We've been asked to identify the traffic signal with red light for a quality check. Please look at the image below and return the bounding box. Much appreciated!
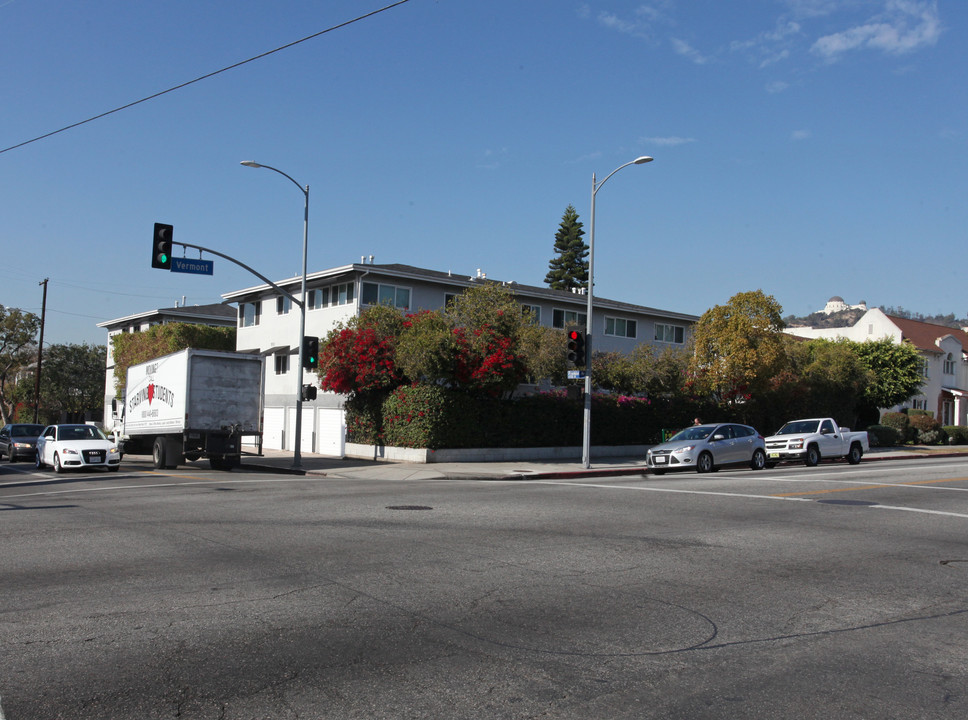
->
[151,223,173,270]
[302,336,319,371]
[566,330,586,368]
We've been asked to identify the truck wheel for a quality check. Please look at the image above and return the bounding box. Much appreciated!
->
[847,444,863,465]
[696,451,714,474]
[805,445,820,467]
[210,456,228,471]
[152,437,167,469]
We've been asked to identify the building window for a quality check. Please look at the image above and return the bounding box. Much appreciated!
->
[522,305,541,324]
[240,302,261,328]
[309,287,330,310]
[605,317,637,338]
[276,296,291,315]
[333,282,355,306]
[944,354,956,375]
[274,353,289,375]
[912,397,927,411]
[654,323,685,344]
[920,358,930,379]
[361,281,411,310]
[552,308,587,329]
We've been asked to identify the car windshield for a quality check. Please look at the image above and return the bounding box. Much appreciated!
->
[61,425,106,441]
[11,424,44,437]
[669,426,715,442]
[775,421,820,435]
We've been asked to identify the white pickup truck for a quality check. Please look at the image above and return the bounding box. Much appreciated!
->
[764,418,869,467]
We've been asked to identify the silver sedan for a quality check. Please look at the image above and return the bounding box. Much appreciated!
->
[647,423,767,474]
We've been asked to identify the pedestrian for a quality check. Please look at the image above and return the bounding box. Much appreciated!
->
[693,417,702,425]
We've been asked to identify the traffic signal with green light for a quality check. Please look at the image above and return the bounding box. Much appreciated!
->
[151,223,173,270]
[566,330,586,368]
[302,336,319,371]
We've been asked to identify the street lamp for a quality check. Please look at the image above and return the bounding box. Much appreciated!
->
[241,160,310,468]
[583,155,653,469]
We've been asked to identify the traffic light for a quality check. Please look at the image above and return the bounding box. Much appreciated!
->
[151,223,173,270]
[566,330,586,368]
[301,384,318,401]
[302,335,319,371]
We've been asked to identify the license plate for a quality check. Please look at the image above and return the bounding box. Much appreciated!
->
[768,452,780,458]
[88,452,103,461]
[654,456,668,464]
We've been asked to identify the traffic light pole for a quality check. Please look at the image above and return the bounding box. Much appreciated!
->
[164,237,308,467]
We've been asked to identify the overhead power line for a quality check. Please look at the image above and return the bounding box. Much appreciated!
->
[0,0,410,156]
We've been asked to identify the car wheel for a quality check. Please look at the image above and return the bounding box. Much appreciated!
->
[805,445,820,467]
[36,451,45,470]
[53,453,63,474]
[765,462,777,469]
[8,450,16,463]
[750,448,766,470]
[847,444,863,465]
[696,451,714,474]
[652,469,666,476]
[108,465,120,472]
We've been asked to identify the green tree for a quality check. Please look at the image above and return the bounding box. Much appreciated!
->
[593,343,692,398]
[855,337,924,411]
[33,343,107,424]
[0,305,41,425]
[111,323,236,396]
[545,205,588,291]
[690,290,786,407]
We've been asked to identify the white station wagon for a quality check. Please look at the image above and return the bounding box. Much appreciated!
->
[36,424,121,473]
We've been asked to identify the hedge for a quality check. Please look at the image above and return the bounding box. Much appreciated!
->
[346,386,711,450]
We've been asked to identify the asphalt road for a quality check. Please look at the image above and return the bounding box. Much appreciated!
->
[2,456,967,719]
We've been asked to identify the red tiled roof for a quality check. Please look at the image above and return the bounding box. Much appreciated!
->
[887,315,968,355]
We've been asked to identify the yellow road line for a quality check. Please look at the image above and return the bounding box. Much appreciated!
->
[772,477,968,498]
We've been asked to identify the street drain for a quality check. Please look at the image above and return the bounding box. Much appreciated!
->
[386,505,433,511]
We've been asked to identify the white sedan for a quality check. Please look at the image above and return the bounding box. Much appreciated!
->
[36,424,121,473]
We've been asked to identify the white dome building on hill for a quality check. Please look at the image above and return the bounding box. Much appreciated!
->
[822,296,868,315]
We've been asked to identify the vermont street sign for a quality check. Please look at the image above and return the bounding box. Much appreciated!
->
[170,257,214,275]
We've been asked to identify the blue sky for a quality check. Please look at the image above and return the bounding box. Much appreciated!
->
[2,0,963,346]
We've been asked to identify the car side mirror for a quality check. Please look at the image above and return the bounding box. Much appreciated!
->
[712,434,725,442]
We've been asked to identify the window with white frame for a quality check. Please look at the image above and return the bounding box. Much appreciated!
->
[654,323,685,344]
[920,358,930,379]
[274,353,289,375]
[605,316,637,339]
[333,282,355,306]
[276,296,291,315]
[552,308,586,329]
[522,304,541,324]
[309,287,330,310]
[240,301,261,328]
[944,353,956,375]
[361,281,411,310]
[912,397,928,411]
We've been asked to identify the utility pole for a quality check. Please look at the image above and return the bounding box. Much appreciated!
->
[33,278,47,423]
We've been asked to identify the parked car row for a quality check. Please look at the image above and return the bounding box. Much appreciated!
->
[646,418,869,475]
[0,423,121,473]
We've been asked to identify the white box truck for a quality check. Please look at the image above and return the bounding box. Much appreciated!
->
[114,348,264,470]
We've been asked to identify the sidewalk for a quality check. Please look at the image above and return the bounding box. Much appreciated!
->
[241,444,968,482]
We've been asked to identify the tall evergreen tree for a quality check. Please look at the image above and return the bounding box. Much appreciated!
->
[545,205,588,291]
